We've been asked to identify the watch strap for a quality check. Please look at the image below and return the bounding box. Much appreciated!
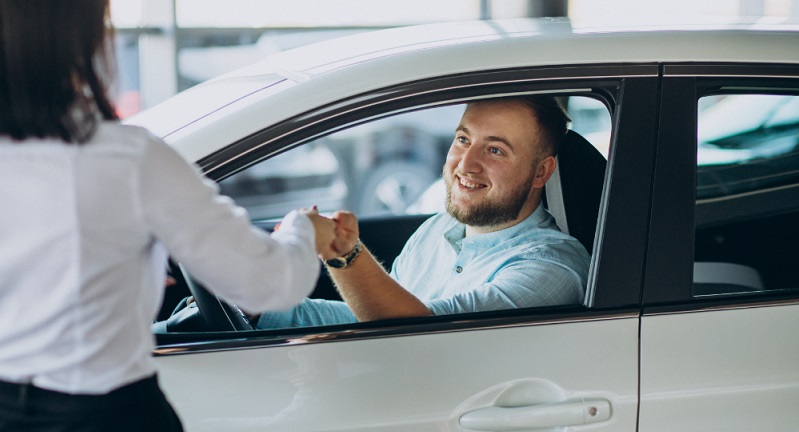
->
[325,240,363,269]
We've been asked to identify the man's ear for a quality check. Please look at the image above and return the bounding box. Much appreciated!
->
[532,155,557,189]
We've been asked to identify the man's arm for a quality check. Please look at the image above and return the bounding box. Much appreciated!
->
[328,211,432,321]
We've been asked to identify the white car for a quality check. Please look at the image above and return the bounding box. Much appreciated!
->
[127,18,799,431]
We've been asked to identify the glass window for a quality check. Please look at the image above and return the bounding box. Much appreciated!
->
[693,93,799,297]
[175,0,487,28]
[114,32,142,118]
[696,94,799,199]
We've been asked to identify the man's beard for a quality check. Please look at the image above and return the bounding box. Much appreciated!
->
[445,173,535,228]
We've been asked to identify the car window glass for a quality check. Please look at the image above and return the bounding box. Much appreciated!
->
[567,96,611,157]
[767,96,799,127]
[220,96,611,220]
[696,94,799,199]
[693,93,799,298]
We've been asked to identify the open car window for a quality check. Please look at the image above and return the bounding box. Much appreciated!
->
[208,96,612,329]
[219,105,464,220]
[219,96,610,221]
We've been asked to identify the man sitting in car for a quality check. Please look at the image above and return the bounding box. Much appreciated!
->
[256,95,591,328]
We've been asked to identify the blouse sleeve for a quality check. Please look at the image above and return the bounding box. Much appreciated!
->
[137,134,319,313]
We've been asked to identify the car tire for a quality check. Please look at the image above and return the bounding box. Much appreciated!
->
[357,161,437,216]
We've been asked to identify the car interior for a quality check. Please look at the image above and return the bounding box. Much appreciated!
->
[693,210,798,296]
[543,129,606,255]
[302,128,608,304]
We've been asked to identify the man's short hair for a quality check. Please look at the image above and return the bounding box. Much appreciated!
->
[467,95,571,157]
[517,95,571,157]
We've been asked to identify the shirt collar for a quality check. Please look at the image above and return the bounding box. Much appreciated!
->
[443,204,551,254]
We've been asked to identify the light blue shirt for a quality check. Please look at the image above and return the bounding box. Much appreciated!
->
[257,205,590,329]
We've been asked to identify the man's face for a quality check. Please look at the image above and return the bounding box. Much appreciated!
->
[443,100,549,232]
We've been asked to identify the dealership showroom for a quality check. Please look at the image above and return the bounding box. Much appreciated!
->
[2,1,798,431]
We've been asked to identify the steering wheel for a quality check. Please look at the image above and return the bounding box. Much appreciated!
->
[169,261,254,332]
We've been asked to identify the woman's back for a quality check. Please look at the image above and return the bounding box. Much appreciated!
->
[0,123,171,394]
[0,2,338,430]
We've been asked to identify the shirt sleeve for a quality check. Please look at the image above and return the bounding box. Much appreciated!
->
[255,298,358,329]
[138,134,320,313]
[423,260,585,315]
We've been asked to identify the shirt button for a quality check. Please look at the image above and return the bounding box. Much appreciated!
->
[455,266,463,273]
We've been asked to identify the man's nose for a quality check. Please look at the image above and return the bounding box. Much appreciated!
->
[458,144,483,173]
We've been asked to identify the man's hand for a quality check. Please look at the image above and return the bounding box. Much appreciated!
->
[331,210,360,256]
[317,210,432,321]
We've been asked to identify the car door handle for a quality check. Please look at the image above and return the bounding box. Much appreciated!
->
[459,397,611,431]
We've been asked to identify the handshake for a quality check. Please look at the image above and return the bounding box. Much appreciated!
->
[299,207,359,261]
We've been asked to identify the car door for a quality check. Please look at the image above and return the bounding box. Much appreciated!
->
[639,65,799,430]
[153,68,660,432]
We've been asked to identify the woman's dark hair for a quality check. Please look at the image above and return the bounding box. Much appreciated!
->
[0,0,118,143]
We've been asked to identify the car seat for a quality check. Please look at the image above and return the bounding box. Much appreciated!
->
[543,129,607,254]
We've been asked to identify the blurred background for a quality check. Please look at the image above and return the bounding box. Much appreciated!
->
[109,0,799,118]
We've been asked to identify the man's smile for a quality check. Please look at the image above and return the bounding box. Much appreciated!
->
[455,174,487,190]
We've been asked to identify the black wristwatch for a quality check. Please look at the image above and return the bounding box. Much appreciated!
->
[325,240,363,269]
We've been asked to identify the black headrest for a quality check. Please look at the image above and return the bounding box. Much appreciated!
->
[552,130,607,253]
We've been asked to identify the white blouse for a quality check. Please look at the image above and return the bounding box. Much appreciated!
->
[0,123,320,394]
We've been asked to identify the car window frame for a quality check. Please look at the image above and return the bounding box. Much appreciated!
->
[643,63,799,309]
[155,64,661,351]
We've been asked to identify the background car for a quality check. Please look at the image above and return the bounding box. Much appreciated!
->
[127,18,799,431]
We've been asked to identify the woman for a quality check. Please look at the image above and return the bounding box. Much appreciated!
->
[0,1,339,430]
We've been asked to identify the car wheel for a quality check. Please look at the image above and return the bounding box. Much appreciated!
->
[357,161,437,215]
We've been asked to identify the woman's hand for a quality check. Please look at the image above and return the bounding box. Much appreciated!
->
[299,207,341,260]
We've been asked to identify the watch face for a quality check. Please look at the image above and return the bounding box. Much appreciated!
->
[326,257,347,268]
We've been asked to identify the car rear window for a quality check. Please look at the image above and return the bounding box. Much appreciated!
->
[696,94,799,199]
[693,93,799,298]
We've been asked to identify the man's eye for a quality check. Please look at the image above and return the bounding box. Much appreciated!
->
[456,136,469,144]
[489,147,503,155]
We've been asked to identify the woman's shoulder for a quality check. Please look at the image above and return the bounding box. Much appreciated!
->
[87,122,170,156]
[93,122,162,145]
